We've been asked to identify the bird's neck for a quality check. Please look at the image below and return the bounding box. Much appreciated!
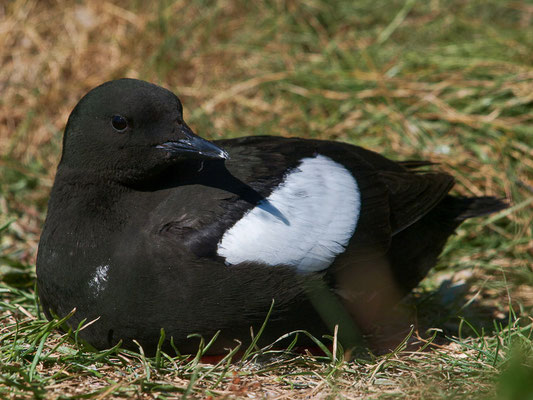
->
[46,166,133,231]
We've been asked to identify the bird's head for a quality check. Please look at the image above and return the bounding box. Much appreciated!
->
[60,79,228,184]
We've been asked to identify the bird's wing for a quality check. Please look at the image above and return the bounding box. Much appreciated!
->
[377,171,455,234]
[157,136,453,272]
[153,137,391,270]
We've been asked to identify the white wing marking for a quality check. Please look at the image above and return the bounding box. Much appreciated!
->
[217,155,361,271]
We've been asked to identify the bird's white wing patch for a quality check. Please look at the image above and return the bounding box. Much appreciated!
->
[217,155,361,271]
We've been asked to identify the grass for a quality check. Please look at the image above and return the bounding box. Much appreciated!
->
[1,0,532,398]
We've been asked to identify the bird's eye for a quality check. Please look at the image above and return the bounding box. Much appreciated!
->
[111,115,128,132]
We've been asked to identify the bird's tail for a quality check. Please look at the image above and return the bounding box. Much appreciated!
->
[450,196,508,221]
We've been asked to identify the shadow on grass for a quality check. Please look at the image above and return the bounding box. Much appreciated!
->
[405,276,511,346]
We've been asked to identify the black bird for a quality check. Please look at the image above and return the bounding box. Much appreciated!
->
[37,79,506,355]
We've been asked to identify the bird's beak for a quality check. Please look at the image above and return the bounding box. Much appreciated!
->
[156,126,229,160]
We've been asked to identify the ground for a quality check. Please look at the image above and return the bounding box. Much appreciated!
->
[0,0,532,398]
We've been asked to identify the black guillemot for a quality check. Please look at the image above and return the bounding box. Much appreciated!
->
[36,79,507,355]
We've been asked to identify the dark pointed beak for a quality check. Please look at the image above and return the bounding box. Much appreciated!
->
[156,127,229,160]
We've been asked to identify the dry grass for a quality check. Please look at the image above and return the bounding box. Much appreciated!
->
[1,0,532,398]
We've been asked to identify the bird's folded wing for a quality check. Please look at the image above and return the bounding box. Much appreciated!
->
[378,171,455,235]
